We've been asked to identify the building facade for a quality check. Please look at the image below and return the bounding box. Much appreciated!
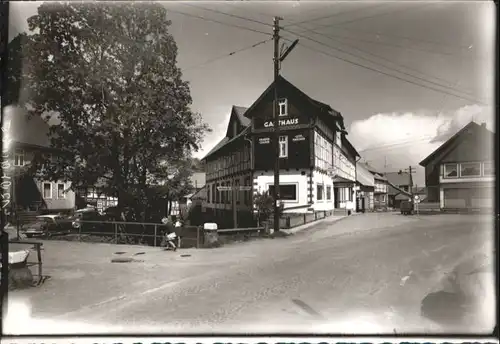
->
[419,121,495,211]
[3,107,76,217]
[202,76,360,227]
[355,161,375,212]
[385,171,412,209]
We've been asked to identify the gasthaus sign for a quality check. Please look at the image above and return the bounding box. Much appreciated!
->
[263,118,299,128]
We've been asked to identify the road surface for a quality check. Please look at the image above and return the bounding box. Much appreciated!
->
[4,213,495,335]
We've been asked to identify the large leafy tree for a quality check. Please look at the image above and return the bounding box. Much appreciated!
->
[19,2,209,217]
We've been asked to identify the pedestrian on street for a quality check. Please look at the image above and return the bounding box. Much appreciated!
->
[161,216,177,251]
[174,218,183,248]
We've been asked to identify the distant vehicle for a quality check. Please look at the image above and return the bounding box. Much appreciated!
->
[22,215,70,238]
[400,200,414,215]
[68,208,104,232]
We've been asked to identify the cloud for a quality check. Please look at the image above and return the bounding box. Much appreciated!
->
[348,104,494,185]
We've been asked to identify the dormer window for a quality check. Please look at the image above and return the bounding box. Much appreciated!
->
[278,98,288,117]
[335,131,342,147]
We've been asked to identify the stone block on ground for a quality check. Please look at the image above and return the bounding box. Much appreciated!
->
[203,230,221,248]
[8,265,34,290]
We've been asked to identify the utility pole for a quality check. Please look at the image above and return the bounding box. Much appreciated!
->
[270,17,298,234]
[272,16,282,234]
[408,165,414,197]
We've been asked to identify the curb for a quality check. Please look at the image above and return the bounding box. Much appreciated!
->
[282,215,348,235]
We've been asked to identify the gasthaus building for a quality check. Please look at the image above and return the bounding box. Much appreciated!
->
[202,76,360,228]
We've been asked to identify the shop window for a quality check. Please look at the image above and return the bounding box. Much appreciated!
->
[326,186,332,200]
[317,184,324,201]
[460,162,481,177]
[443,163,458,178]
[268,184,297,201]
[483,161,494,176]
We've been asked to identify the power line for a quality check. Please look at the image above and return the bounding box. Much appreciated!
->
[283,3,383,28]
[182,3,273,28]
[285,27,480,99]
[332,26,478,53]
[282,35,488,105]
[295,2,431,34]
[358,135,436,154]
[166,8,271,37]
[183,38,272,71]
[292,28,476,59]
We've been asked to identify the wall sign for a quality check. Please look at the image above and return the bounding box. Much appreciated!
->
[258,137,270,144]
[263,118,299,128]
[292,134,306,142]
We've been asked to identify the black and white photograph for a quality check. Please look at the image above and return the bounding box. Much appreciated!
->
[1,0,496,336]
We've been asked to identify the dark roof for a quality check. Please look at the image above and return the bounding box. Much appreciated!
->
[356,162,375,187]
[332,176,355,184]
[419,121,492,166]
[412,186,426,194]
[342,136,360,158]
[233,106,250,127]
[373,173,387,181]
[360,162,382,174]
[6,106,51,148]
[243,75,343,127]
[202,126,250,161]
[385,171,411,186]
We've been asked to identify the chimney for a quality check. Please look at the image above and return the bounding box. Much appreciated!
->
[481,122,486,128]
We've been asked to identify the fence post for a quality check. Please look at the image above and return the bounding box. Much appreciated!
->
[114,223,118,244]
[196,226,200,249]
[324,211,326,218]
[154,225,157,247]
[303,214,306,224]
[78,224,81,242]
[315,212,318,220]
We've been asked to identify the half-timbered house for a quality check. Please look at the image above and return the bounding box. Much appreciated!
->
[201,76,361,227]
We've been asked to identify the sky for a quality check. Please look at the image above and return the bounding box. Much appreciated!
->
[8,1,496,186]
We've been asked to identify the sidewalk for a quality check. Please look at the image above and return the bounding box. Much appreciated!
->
[282,214,348,235]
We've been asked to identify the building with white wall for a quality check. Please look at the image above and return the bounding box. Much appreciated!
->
[202,76,360,227]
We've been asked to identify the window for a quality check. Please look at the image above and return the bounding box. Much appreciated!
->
[244,177,251,205]
[326,186,332,200]
[483,161,494,176]
[221,182,226,203]
[207,185,211,204]
[216,183,220,203]
[278,98,288,116]
[443,163,458,178]
[14,148,25,166]
[268,184,297,201]
[43,182,52,199]
[315,131,333,171]
[460,162,481,177]
[335,131,342,147]
[317,184,324,201]
[235,179,240,203]
[57,183,66,199]
[212,184,216,203]
[279,136,288,158]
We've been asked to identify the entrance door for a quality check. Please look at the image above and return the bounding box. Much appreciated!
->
[334,187,340,208]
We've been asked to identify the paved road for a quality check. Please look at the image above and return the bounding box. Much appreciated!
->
[5,213,495,335]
